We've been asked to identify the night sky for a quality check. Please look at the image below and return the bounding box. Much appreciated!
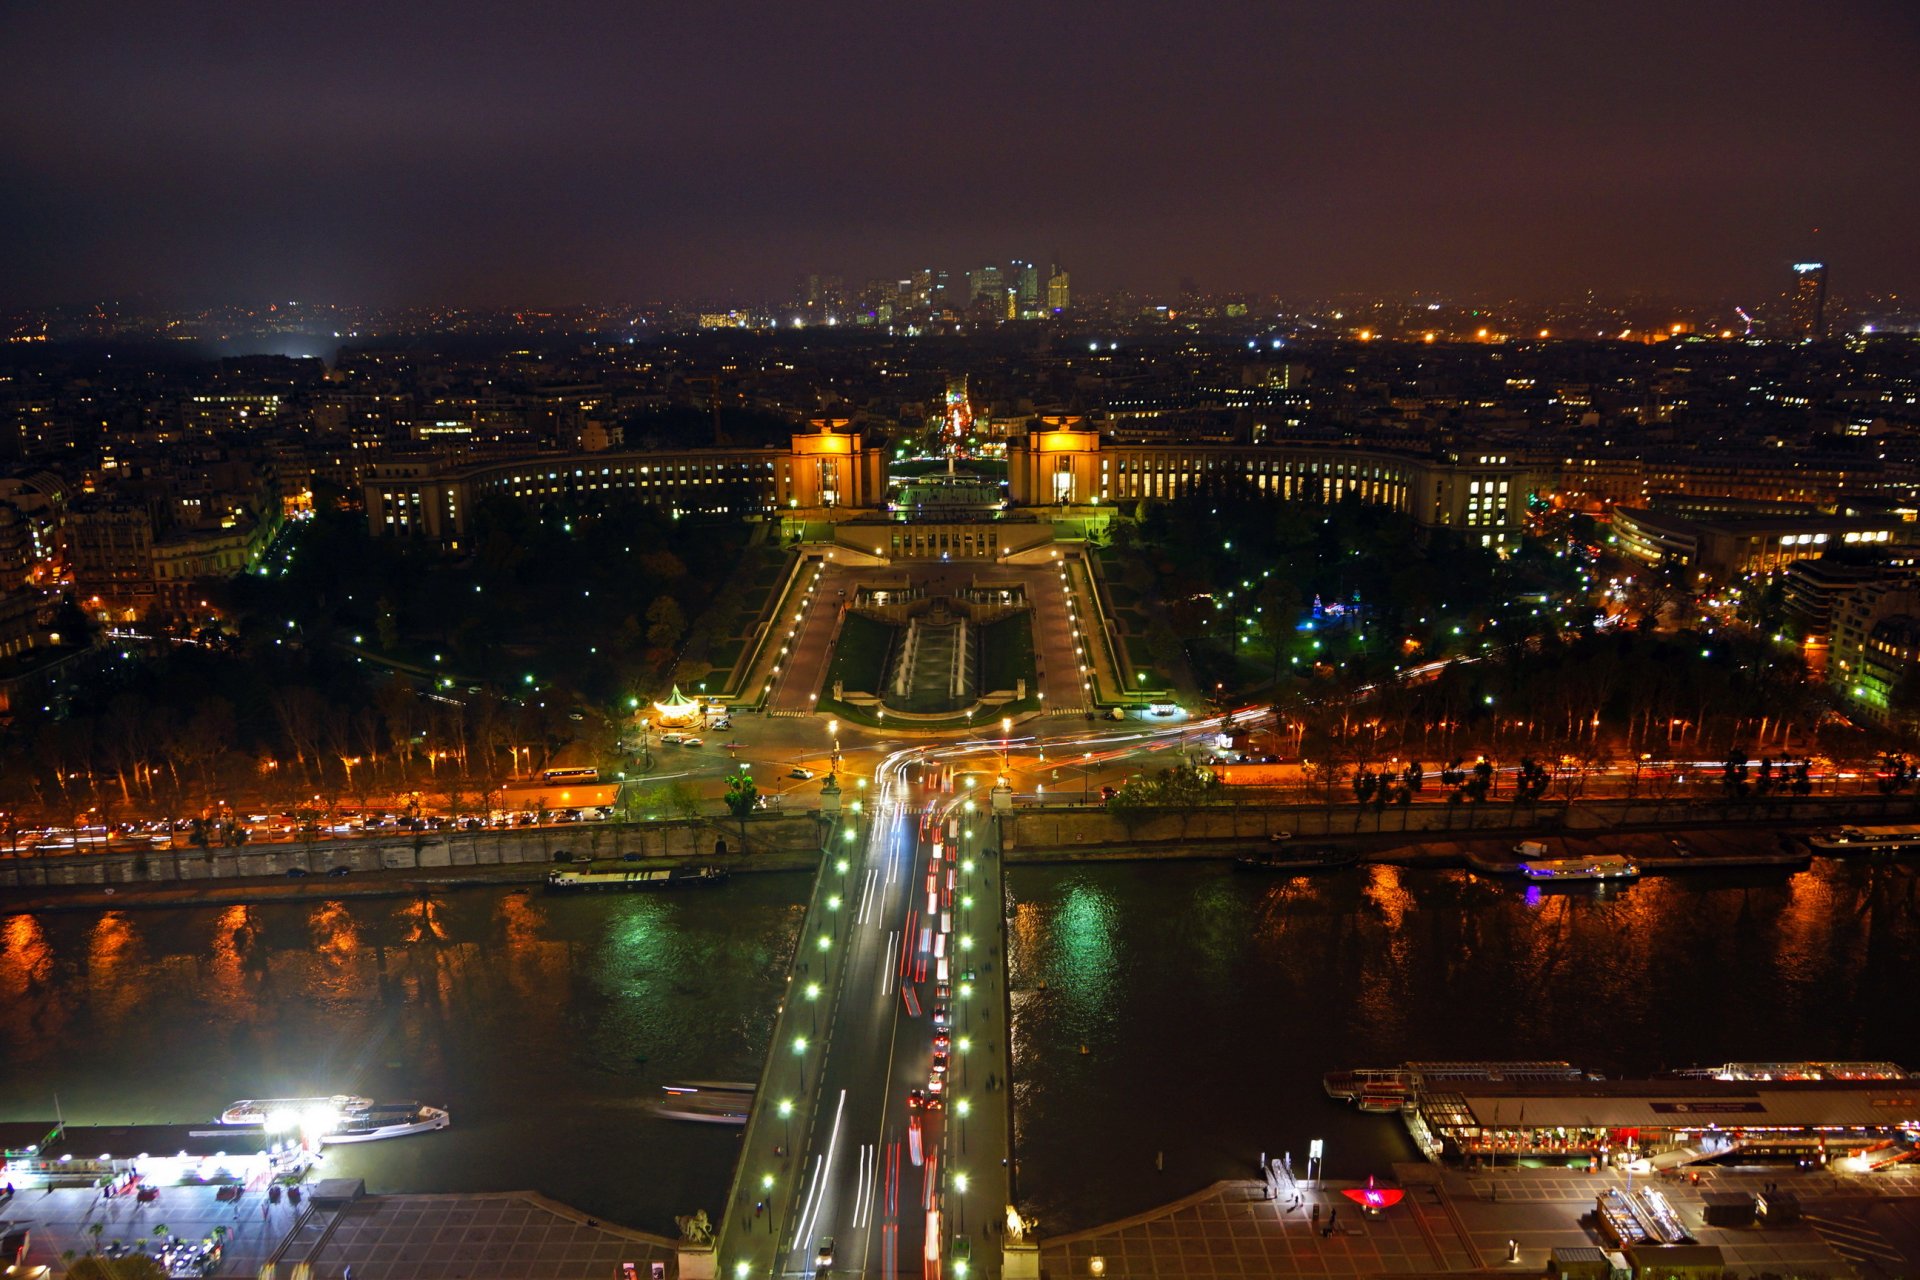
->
[3,1,1916,307]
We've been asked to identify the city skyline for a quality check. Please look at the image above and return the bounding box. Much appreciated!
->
[4,2,1917,308]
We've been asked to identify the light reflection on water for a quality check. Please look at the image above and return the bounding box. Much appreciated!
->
[1009,858,1920,1233]
[8,860,1920,1238]
[0,881,808,1232]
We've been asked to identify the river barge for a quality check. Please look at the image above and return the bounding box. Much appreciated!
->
[1509,844,1640,882]
[545,864,730,892]
[1233,845,1358,873]
[1804,825,1920,854]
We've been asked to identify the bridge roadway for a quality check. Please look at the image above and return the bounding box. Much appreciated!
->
[719,747,1012,1279]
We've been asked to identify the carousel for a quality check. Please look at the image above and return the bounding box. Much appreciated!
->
[651,685,704,728]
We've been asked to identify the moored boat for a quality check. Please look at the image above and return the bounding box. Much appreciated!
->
[1517,854,1639,883]
[219,1095,373,1126]
[545,864,730,892]
[1804,826,1920,853]
[319,1102,450,1144]
[1663,1060,1910,1081]
[1234,844,1358,872]
[1327,1060,1587,1104]
[1323,1068,1409,1103]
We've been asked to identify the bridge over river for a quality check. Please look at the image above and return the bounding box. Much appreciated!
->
[707,750,1022,1280]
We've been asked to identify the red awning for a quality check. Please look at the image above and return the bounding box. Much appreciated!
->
[1341,1176,1405,1210]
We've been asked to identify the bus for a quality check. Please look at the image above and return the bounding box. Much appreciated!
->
[541,767,600,784]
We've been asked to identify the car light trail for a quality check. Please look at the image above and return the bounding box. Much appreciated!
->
[790,1088,847,1264]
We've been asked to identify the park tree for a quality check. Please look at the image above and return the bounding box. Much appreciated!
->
[723,767,759,844]
[663,778,704,822]
[67,1256,167,1280]
[646,595,688,651]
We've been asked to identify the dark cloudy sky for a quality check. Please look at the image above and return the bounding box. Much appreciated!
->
[3,1,1916,306]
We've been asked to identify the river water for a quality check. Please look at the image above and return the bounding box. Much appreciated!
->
[4,859,1919,1236]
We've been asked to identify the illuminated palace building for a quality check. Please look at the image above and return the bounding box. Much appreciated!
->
[363,416,1533,556]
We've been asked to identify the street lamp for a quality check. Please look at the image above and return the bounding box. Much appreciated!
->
[778,1097,793,1147]
[956,1096,970,1152]
[953,1171,969,1232]
[806,981,821,1030]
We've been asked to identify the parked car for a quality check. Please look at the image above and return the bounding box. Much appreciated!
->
[284,867,309,878]
[553,849,575,863]
[326,865,351,877]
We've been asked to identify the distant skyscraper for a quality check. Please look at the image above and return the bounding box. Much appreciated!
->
[1790,262,1827,339]
[968,266,1005,305]
[1014,260,1040,309]
[1047,266,1070,311]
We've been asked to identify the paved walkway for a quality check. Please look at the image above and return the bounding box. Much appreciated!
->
[305,1191,675,1280]
[760,559,837,712]
[9,1185,677,1280]
[1060,552,1126,707]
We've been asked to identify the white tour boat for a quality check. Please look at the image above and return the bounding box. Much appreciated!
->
[318,1101,451,1144]
[219,1095,374,1127]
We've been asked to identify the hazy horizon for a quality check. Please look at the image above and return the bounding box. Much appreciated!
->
[5,2,1916,309]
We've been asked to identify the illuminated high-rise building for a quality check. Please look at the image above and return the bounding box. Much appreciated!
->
[968,265,1005,304]
[1014,260,1040,309]
[1790,262,1827,339]
[1046,265,1070,311]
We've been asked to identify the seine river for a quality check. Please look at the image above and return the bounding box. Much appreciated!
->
[4,859,1920,1235]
